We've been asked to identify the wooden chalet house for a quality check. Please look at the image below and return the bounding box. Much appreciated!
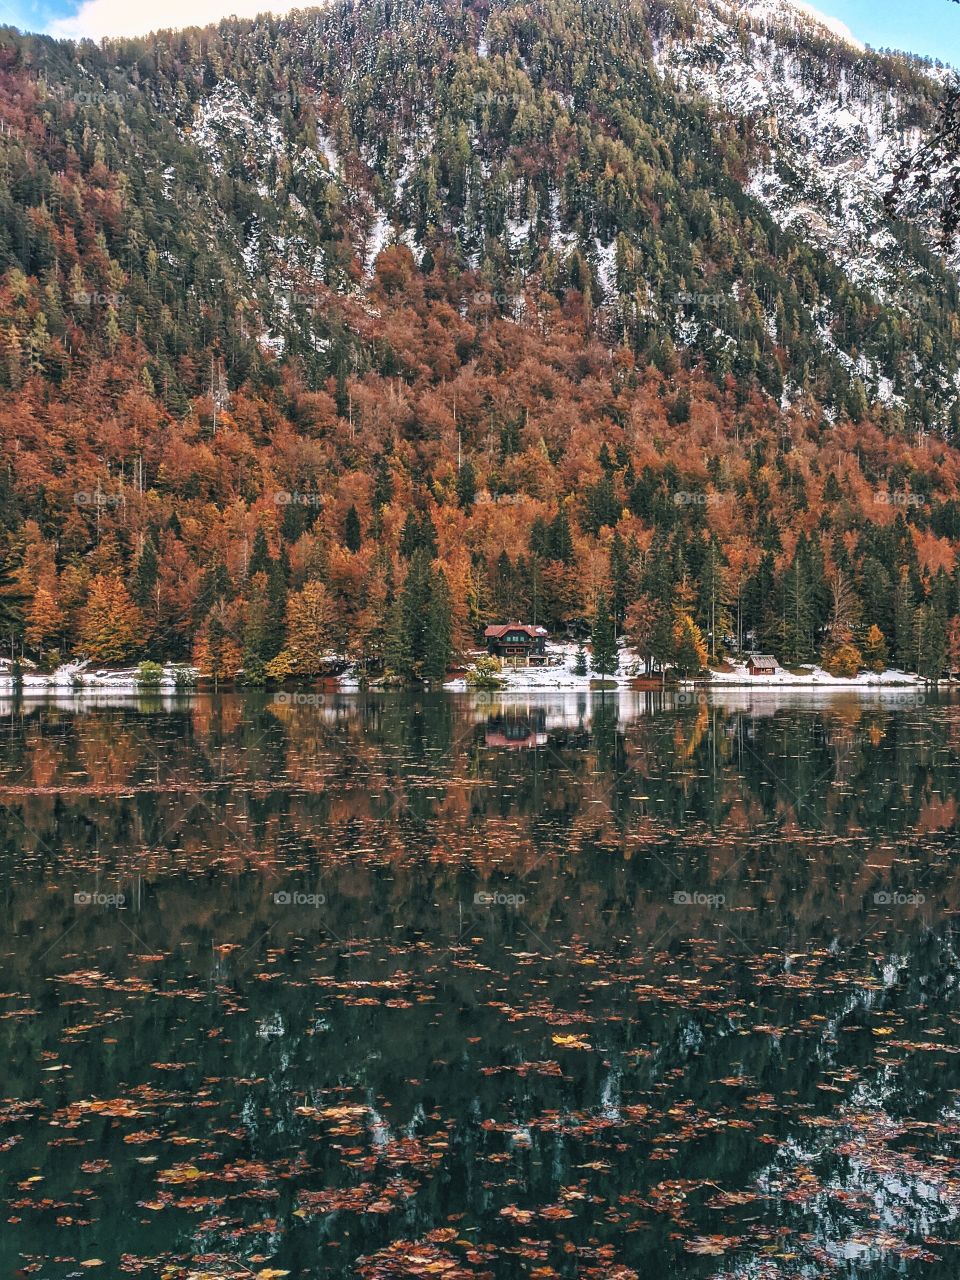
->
[484,623,549,666]
[746,654,778,677]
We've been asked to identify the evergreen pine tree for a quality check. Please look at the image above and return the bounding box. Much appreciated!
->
[423,569,453,681]
[456,460,477,510]
[893,568,915,669]
[384,596,411,679]
[248,526,271,577]
[0,554,26,642]
[696,537,730,661]
[574,643,588,676]
[344,504,362,552]
[264,559,288,660]
[399,511,420,558]
[590,593,618,678]
[133,536,159,608]
[609,531,629,629]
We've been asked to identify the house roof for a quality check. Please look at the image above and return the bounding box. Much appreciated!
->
[748,654,777,665]
[484,623,549,640]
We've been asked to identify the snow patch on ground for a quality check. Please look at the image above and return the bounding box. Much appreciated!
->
[0,661,197,696]
[446,643,643,693]
[704,659,923,687]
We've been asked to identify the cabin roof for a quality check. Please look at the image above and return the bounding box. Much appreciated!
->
[748,654,777,665]
[484,623,549,640]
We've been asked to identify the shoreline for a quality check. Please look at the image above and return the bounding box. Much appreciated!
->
[0,653,938,698]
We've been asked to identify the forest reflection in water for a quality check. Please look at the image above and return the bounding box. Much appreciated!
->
[0,688,957,1278]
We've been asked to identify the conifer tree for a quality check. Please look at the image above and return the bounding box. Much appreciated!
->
[672,609,708,677]
[0,555,25,642]
[133,537,159,609]
[590,593,618,679]
[423,569,453,681]
[893,568,915,669]
[269,580,335,676]
[78,576,144,664]
[384,596,412,679]
[248,526,271,577]
[609,531,629,630]
[25,579,64,654]
[344,504,362,552]
[456,460,477,510]
[862,624,888,674]
[264,560,288,660]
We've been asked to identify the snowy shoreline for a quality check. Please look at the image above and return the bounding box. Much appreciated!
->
[0,661,195,697]
[0,651,936,699]
[444,646,929,693]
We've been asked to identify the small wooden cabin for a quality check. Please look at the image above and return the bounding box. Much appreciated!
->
[747,654,777,677]
[484,623,549,665]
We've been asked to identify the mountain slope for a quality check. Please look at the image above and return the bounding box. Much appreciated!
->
[2,0,960,678]
[2,0,958,422]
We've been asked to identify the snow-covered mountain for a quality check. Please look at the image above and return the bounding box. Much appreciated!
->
[6,0,960,428]
[653,0,956,294]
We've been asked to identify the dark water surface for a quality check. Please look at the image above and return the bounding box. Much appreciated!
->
[1,688,959,1279]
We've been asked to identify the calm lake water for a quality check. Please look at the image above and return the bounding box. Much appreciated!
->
[0,688,959,1279]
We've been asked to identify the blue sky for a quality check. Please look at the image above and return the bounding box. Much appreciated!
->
[0,0,959,66]
[825,0,960,65]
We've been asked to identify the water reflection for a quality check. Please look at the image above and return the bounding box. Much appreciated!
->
[0,692,958,1278]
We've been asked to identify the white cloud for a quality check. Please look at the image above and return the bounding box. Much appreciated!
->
[48,0,308,40]
[787,0,863,48]
[737,0,864,51]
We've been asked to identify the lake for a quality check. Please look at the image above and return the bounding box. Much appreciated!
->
[0,688,958,1278]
